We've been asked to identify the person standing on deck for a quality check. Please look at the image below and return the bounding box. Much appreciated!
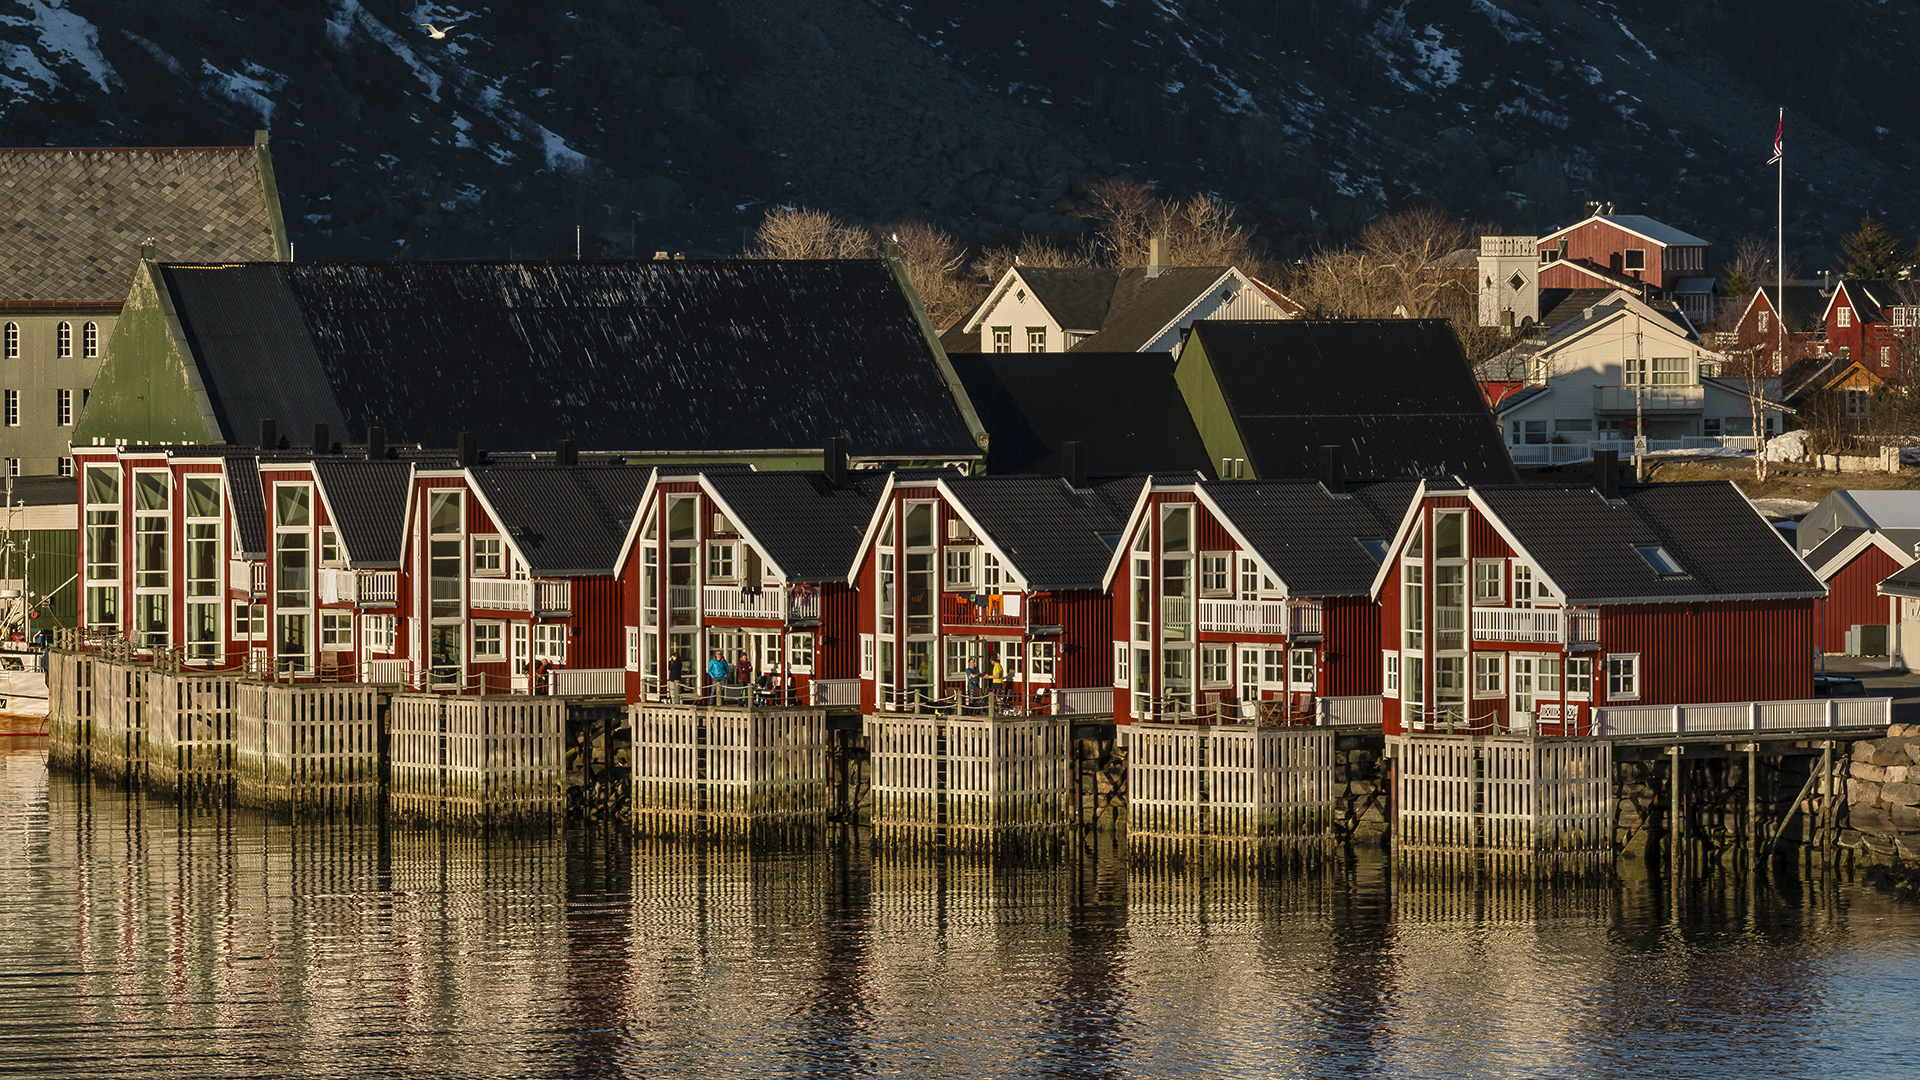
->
[666,650,684,702]
[988,650,1006,705]
[707,650,729,702]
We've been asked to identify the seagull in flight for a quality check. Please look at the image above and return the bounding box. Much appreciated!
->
[420,23,455,40]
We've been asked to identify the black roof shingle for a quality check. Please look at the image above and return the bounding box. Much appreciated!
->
[940,475,1142,592]
[1202,479,1416,597]
[313,459,413,568]
[471,465,652,576]
[701,470,888,584]
[949,352,1212,476]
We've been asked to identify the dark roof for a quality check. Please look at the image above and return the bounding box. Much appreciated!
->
[223,453,268,557]
[1188,319,1518,484]
[949,352,1212,475]
[1755,284,1830,333]
[1013,267,1123,332]
[701,470,885,583]
[5,476,77,506]
[1474,482,1824,604]
[0,146,282,302]
[941,475,1139,592]
[313,460,412,567]
[1799,526,1867,575]
[155,260,981,459]
[471,465,652,576]
[1202,479,1415,597]
[1879,561,1920,598]
[1069,267,1235,352]
[1537,289,1620,330]
[1837,279,1914,323]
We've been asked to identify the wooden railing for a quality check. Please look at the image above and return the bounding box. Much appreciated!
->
[550,667,622,696]
[368,658,410,684]
[1471,607,1561,642]
[229,559,267,597]
[1197,599,1285,634]
[470,577,531,610]
[535,580,571,615]
[811,678,861,706]
[1592,697,1890,737]
[941,592,1021,627]
[704,585,786,620]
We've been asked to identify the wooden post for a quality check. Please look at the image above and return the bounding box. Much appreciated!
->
[1746,744,1757,855]
[1820,740,1836,862]
[1668,745,1684,879]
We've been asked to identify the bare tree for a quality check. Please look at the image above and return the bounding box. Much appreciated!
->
[969,235,1094,288]
[748,206,878,259]
[1080,179,1261,269]
[878,219,975,327]
[1287,207,1501,362]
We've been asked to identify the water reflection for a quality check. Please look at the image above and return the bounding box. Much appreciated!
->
[4,745,1920,1080]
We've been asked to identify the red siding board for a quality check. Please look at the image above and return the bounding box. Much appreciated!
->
[1819,547,1901,652]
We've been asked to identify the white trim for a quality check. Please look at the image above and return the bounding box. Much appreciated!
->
[697,475,790,583]
[1806,524,1911,584]
[1131,267,1245,350]
[1536,213,1707,251]
[611,467,663,572]
[1368,480,1430,599]
[1463,489,1572,600]
[847,472,901,585]
[1099,476,1158,590]
[1190,484,1290,597]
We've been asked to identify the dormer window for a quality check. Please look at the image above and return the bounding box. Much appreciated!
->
[1635,545,1684,576]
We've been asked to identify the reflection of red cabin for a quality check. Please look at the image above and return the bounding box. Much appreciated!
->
[1101,472,1410,725]
[1372,477,1821,737]
[847,473,1133,716]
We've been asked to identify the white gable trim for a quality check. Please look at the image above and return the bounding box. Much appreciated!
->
[1189,485,1293,597]
[611,468,663,572]
[1135,267,1244,350]
[1810,529,1914,583]
[846,472,900,585]
[1100,476,1158,590]
[698,476,790,584]
[461,471,538,577]
[1369,480,1429,599]
[1538,214,1700,251]
[1463,489,1571,601]
[933,478,1028,586]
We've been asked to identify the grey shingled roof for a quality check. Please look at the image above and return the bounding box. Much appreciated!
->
[223,452,268,558]
[1189,319,1518,483]
[1069,267,1235,352]
[941,474,1140,592]
[0,146,281,303]
[701,470,885,583]
[1202,479,1416,597]
[1798,526,1866,574]
[313,459,412,568]
[1563,214,1708,248]
[1474,482,1824,604]
[153,259,981,459]
[949,352,1212,475]
[1879,561,1920,598]
[472,465,652,576]
[1013,266,1122,332]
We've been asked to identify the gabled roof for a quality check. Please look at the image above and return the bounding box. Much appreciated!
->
[1010,266,1124,332]
[1482,291,1707,387]
[1803,528,1911,583]
[949,352,1212,475]
[469,465,652,577]
[1198,479,1416,597]
[937,475,1140,592]
[1472,482,1824,605]
[1828,279,1916,324]
[1800,526,1867,575]
[1540,214,1708,248]
[1187,319,1518,483]
[699,470,885,583]
[144,259,982,459]
[1068,266,1239,352]
[1878,561,1920,598]
[312,459,413,568]
[1747,284,1830,334]
[0,144,286,303]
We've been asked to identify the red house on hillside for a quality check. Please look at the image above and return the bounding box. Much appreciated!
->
[1371,471,1822,737]
[1535,212,1714,322]
[1821,279,1920,377]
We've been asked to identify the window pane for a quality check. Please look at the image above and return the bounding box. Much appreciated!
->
[135,472,169,511]
[277,485,309,527]
[85,467,118,506]
[185,477,221,518]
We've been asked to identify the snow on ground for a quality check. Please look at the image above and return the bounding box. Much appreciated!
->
[1748,497,1819,521]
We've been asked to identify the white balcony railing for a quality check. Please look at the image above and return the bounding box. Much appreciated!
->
[551,667,623,696]
[811,678,861,707]
[368,658,410,684]
[1593,697,1890,737]
[317,567,356,604]
[230,558,267,596]
[1593,384,1705,414]
[704,585,786,620]
[1198,599,1286,634]
[1052,686,1112,715]
[1162,596,1193,630]
[470,577,532,610]
[1472,607,1562,642]
[536,580,571,615]
[356,570,399,605]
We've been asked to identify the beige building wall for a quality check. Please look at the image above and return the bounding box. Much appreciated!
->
[0,310,113,476]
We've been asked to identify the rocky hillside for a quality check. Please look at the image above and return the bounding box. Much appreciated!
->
[1,0,1915,267]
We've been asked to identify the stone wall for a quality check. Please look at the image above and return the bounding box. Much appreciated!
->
[1842,724,1920,859]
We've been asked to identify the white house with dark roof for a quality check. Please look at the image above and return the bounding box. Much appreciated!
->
[941,249,1294,356]
[1480,291,1782,464]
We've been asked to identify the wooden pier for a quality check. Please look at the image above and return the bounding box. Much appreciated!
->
[1124,721,1338,854]
[390,694,567,823]
[866,710,1075,852]
[629,703,831,835]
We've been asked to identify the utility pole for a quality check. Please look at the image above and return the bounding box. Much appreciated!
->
[1634,313,1647,481]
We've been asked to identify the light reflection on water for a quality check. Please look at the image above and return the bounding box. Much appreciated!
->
[4,740,1919,1080]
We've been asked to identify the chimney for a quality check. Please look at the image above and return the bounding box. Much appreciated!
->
[456,432,478,468]
[1593,449,1620,500]
[365,426,385,461]
[555,439,578,467]
[1147,237,1166,279]
[258,419,276,450]
[822,436,847,488]
[1318,445,1345,495]
[1062,441,1086,489]
[311,423,329,453]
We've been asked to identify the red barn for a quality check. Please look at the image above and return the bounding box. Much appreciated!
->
[1802,528,1910,655]
[1535,213,1713,322]
[847,472,1138,716]
[1371,473,1823,736]
[1101,471,1412,724]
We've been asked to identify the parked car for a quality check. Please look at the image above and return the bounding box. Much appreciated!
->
[1814,675,1868,698]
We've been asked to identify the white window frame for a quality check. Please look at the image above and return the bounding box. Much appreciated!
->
[1200,644,1231,687]
[2,322,15,359]
[1383,653,1400,697]
[1473,560,1504,605]
[364,614,396,653]
[56,388,72,427]
[1200,553,1232,596]
[707,540,737,582]
[472,534,504,576]
[625,626,640,672]
[787,631,815,673]
[1473,653,1504,697]
[533,622,568,663]
[991,326,1012,353]
[1607,654,1639,700]
[1289,647,1315,693]
[3,389,16,427]
[82,321,98,359]
[1114,642,1130,688]
[1028,640,1055,683]
[944,546,974,591]
[56,321,71,358]
[1565,657,1592,700]
[861,634,876,679]
[1838,307,1852,328]
[320,611,354,651]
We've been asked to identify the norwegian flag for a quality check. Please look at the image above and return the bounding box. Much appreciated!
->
[1769,114,1783,165]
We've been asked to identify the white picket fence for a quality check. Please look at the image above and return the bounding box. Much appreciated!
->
[1125,722,1335,839]
[1388,734,1613,855]
[1592,697,1890,736]
[866,712,1071,848]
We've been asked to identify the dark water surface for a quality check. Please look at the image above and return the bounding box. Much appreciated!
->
[4,737,1919,1080]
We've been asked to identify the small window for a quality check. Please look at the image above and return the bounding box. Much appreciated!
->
[1651,357,1687,385]
[83,322,98,359]
[1757,311,1771,334]
[787,632,815,672]
[707,541,736,581]
[1845,388,1871,418]
[1507,270,1527,291]
[1635,545,1684,576]
[4,458,16,478]
[58,457,73,478]
[1289,648,1315,691]
[1607,654,1639,700]
[2,322,15,359]
[319,528,342,567]
[55,388,72,426]
[533,623,567,662]
[1200,553,1231,595]
[991,327,1012,353]
[1027,327,1047,352]
[1566,657,1592,699]
[56,322,72,358]
[3,389,15,427]
[1473,560,1504,605]
[1623,249,1645,271]
[472,535,504,575]
[1383,653,1400,696]
[1837,307,1852,328]
[1474,654,1503,697]
[1029,641,1056,681]
[1200,645,1230,687]
[320,612,353,650]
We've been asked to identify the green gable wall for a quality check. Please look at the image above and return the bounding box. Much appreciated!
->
[73,263,222,447]
[1,529,76,633]
[1173,336,1249,480]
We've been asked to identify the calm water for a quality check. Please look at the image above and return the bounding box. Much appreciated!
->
[4,733,1919,1080]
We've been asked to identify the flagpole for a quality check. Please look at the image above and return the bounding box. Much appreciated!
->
[1777,106,1784,382]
